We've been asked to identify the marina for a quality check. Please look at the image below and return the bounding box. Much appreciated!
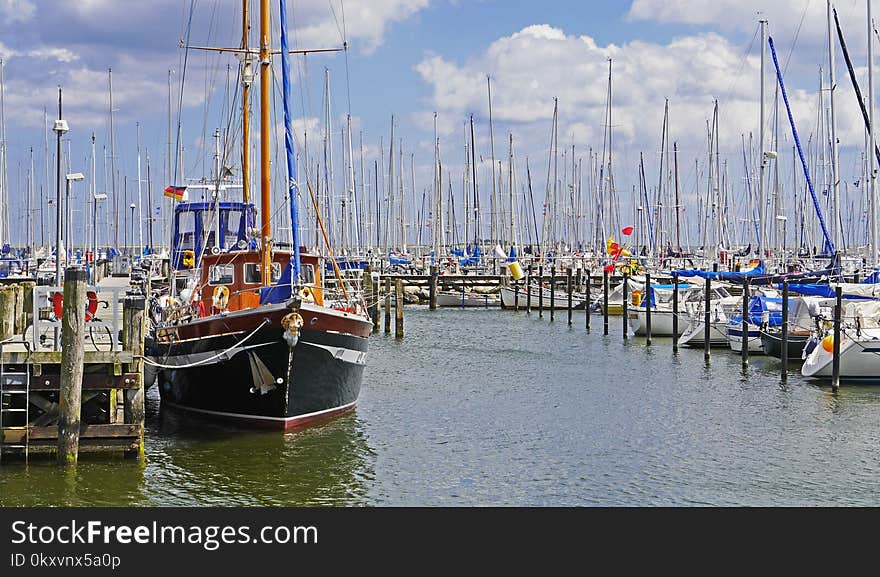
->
[5,0,880,510]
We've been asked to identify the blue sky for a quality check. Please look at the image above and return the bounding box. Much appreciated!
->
[0,0,876,251]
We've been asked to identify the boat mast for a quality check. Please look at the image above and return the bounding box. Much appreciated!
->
[488,76,497,247]
[259,0,272,285]
[869,0,878,266]
[0,59,6,247]
[137,122,143,253]
[241,0,251,205]
[674,141,681,252]
[109,69,118,249]
[827,0,841,253]
[758,18,767,259]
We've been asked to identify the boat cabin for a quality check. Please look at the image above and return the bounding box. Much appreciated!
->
[171,201,256,271]
[198,249,323,315]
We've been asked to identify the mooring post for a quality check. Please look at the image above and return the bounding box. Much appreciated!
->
[526,264,532,314]
[384,277,392,334]
[514,275,520,311]
[429,265,438,311]
[622,272,629,341]
[603,268,609,336]
[741,278,749,368]
[122,292,146,459]
[0,286,14,341]
[781,280,789,378]
[672,272,679,352]
[645,272,652,346]
[58,266,87,466]
[566,267,573,326]
[538,265,544,318]
[704,276,711,361]
[550,265,556,321]
[395,279,404,339]
[832,286,842,392]
[12,283,23,336]
[585,270,591,332]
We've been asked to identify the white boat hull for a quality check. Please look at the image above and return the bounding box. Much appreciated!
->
[802,329,880,379]
[727,325,764,353]
[435,291,499,308]
[627,310,689,336]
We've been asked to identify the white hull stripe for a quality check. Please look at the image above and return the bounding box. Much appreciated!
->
[150,342,274,368]
[163,400,357,423]
[301,341,367,365]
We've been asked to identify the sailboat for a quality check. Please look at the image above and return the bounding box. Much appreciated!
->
[148,0,371,429]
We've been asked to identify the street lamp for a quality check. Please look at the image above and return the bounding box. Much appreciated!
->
[52,86,67,350]
[92,193,107,283]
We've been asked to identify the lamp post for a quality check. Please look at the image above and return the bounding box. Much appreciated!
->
[93,193,107,283]
[52,88,68,350]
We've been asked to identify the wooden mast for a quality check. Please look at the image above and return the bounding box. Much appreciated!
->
[259,0,271,285]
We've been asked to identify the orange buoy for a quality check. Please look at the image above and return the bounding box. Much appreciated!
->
[822,335,834,353]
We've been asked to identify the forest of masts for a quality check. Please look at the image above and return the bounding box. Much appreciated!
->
[0,51,873,270]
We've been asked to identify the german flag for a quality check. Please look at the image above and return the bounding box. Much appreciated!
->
[164,186,186,201]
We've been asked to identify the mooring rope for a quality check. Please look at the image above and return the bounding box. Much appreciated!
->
[142,318,271,370]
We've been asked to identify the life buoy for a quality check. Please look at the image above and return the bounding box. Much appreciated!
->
[299,286,314,302]
[182,249,195,268]
[51,290,99,321]
[212,285,230,310]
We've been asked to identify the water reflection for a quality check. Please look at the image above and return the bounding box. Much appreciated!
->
[145,403,374,506]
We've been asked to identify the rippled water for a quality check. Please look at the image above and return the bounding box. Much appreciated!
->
[3,307,880,506]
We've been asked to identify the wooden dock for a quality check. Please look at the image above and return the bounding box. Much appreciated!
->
[0,270,145,462]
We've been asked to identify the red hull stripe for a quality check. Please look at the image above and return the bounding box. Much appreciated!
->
[162,400,357,430]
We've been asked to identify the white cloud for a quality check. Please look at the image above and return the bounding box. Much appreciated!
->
[0,0,35,25]
[28,47,78,62]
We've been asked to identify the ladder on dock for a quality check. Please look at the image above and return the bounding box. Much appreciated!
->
[0,339,30,462]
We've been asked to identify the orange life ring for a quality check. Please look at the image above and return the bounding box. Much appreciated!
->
[52,290,99,321]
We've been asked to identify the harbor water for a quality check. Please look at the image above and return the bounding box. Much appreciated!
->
[2,306,880,506]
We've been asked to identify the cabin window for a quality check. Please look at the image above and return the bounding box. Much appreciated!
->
[244,262,281,284]
[208,263,235,285]
[302,264,315,284]
[223,209,244,248]
[177,212,196,249]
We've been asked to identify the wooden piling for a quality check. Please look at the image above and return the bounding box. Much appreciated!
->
[538,265,544,318]
[741,278,749,368]
[566,267,573,326]
[21,280,35,333]
[585,270,591,332]
[365,266,379,333]
[429,265,438,311]
[12,283,23,335]
[549,266,556,321]
[832,286,842,392]
[384,277,391,334]
[781,280,789,378]
[622,273,629,341]
[526,264,532,314]
[603,268,609,336]
[514,277,520,311]
[703,276,711,361]
[395,279,404,339]
[0,286,14,341]
[122,293,146,459]
[58,267,87,466]
[645,272,652,346]
[672,272,678,352]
